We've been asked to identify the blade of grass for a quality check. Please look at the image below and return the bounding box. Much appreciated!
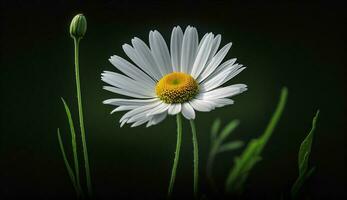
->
[225,87,288,194]
[291,110,320,198]
[57,128,79,195]
[61,97,81,193]
[217,120,240,144]
[207,119,241,192]
[217,141,244,153]
[211,118,221,142]
[298,110,319,176]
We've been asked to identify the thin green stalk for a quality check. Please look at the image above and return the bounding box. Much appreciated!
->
[190,120,199,198]
[225,87,288,193]
[168,114,183,198]
[74,38,92,197]
[57,128,79,197]
[61,98,82,195]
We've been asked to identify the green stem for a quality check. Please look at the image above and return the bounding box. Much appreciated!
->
[74,38,92,197]
[190,120,199,198]
[168,114,183,198]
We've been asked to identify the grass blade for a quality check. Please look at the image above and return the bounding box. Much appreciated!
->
[207,119,242,192]
[211,118,221,142]
[61,97,81,189]
[298,110,319,176]
[217,141,244,153]
[57,128,78,193]
[225,87,288,194]
[218,120,240,144]
[291,110,320,198]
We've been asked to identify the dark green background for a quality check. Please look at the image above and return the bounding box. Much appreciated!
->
[1,0,345,199]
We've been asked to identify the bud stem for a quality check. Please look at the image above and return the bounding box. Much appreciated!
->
[73,37,92,197]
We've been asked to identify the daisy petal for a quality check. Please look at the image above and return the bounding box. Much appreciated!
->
[201,60,242,88]
[220,66,246,85]
[122,44,160,80]
[149,30,172,76]
[201,63,242,90]
[213,98,234,107]
[168,104,182,115]
[199,68,231,92]
[197,84,247,100]
[181,26,198,73]
[103,98,158,106]
[189,99,214,112]
[131,118,150,127]
[207,34,221,64]
[191,33,214,79]
[131,37,163,80]
[146,102,170,116]
[103,86,153,99]
[211,58,237,76]
[170,26,183,72]
[101,71,155,96]
[146,112,168,127]
[119,101,162,122]
[109,55,155,87]
[182,102,196,119]
[199,64,245,92]
[198,42,232,82]
[110,105,139,114]
[128,109,154,123]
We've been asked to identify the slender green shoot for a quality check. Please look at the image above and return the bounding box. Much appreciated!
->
[57,128,79,197]
[207,119,243,191]
[61,97,82,195]
[210,118,221,142]
[217,141,244,153]
[291,110,320,198]
[190,120,199,198]
[225,87,288,194]
[168,114,183,198]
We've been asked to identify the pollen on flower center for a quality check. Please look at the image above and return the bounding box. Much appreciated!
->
[155,72,199,104]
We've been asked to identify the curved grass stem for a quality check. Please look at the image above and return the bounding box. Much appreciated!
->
[168,114,183,198]
[57,128,80,197]
[60,98,83,197]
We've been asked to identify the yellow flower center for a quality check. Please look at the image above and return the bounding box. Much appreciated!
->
[155,72,199,104]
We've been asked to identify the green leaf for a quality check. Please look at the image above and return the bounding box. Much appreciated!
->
[211,118,221,141]
[291,110,319,198]
[217,141,244,153]
[298,110,319,176]
[61,97,80,181]
[291,167,315,198]
[218,119,240,144]
[60,98,83,197]
[225,87,288,194]
[57,128,78,191]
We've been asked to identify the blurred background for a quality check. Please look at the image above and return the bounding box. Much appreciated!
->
[1,0,345,199]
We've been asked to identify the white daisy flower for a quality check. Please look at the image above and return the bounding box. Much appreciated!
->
[102,26,247,127]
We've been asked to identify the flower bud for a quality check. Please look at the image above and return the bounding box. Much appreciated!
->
[69,14,87,39]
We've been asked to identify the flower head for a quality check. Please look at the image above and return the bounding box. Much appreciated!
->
[102,26,247,127]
